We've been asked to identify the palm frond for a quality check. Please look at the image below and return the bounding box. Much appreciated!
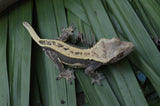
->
[0,0,160,105]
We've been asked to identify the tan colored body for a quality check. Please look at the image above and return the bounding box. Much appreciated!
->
[38,38,133,63]
[23,21,134,85]
[23,22,134,64]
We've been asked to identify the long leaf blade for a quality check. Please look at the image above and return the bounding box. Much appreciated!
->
[106,0,160,96]
[0,15,10,106]
[53,0,77,105]
[8,1,33,106]
[80,0,147,105]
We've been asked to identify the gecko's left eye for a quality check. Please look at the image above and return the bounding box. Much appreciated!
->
[117,52,124,58]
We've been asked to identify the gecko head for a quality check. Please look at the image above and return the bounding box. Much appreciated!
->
[97,37,134,63]
[107,37,134,63]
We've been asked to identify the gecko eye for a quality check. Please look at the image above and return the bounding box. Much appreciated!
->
[117,52,124,58]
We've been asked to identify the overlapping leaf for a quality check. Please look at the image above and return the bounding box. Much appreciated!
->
[8,1,32,106]
[105,0,160,96]
[0,15,10,106]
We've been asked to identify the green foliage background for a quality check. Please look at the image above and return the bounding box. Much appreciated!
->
[0,0,160,106]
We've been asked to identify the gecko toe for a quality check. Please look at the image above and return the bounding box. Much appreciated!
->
[57,69,75,84]
[56,76,62,80]
[67,79,72,84]
[91,79,103,86]
[91,73,104,86]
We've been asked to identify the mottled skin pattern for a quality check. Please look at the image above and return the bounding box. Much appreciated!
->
[44,48,103,84]
[23,22,134,85]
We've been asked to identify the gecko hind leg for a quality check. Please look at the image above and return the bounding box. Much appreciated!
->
[85,63,105,86]
[56,69,75,84]
[44,48,75,84]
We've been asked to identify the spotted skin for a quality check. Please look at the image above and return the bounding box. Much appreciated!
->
[23,22,134,85]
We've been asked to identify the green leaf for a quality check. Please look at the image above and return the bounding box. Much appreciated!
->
[80,0,147,105]
[2,0,160,105]
[67,9,120,106]
[64,0,89,25]
[105,0,160,96]
[0,15,10,106]
[53,0,77,105]
[30,70,41,106]
[130,0,158,40]
[8,1,33,106]
[33,0,76,105]
[139,0,160,37]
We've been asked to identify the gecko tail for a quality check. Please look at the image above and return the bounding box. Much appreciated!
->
[23,21,41,46]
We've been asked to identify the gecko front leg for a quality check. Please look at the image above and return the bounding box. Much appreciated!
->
[85,62,105,86]
[44,48,75,84]
[57,24,76,42]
